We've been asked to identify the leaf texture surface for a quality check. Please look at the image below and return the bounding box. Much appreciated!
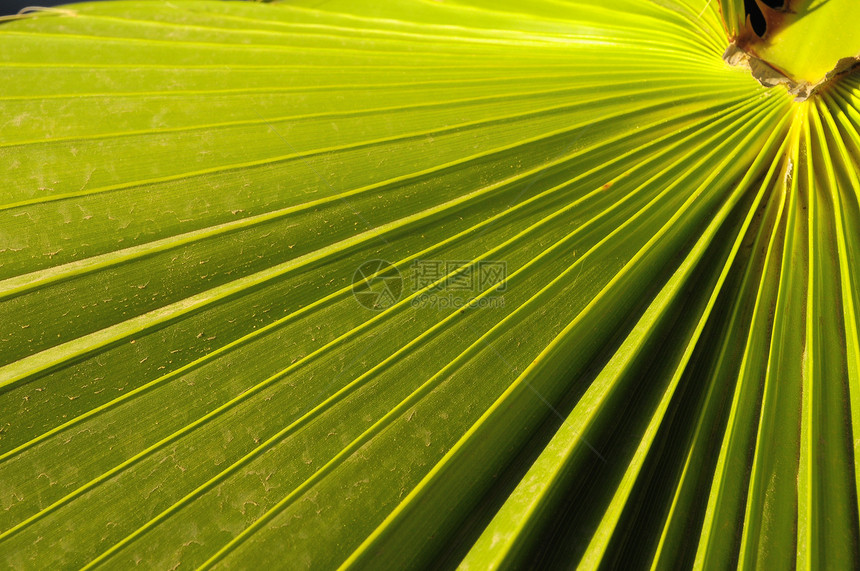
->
[1,0,860,569]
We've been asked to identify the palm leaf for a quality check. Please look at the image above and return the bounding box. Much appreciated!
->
[1,0,859,568]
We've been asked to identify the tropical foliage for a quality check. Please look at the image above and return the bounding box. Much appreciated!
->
[1,0,860,568]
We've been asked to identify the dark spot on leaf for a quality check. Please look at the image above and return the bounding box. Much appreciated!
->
[745,0,767,36]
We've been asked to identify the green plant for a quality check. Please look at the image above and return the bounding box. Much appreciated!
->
[1,0,859,568]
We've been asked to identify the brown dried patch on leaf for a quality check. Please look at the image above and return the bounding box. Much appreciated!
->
[723,44,803,95]
[724,43,860,100]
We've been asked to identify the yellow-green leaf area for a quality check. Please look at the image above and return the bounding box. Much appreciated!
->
[747,0,860,85]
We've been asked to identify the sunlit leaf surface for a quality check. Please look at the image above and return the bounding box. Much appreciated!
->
[1,0,860,568]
